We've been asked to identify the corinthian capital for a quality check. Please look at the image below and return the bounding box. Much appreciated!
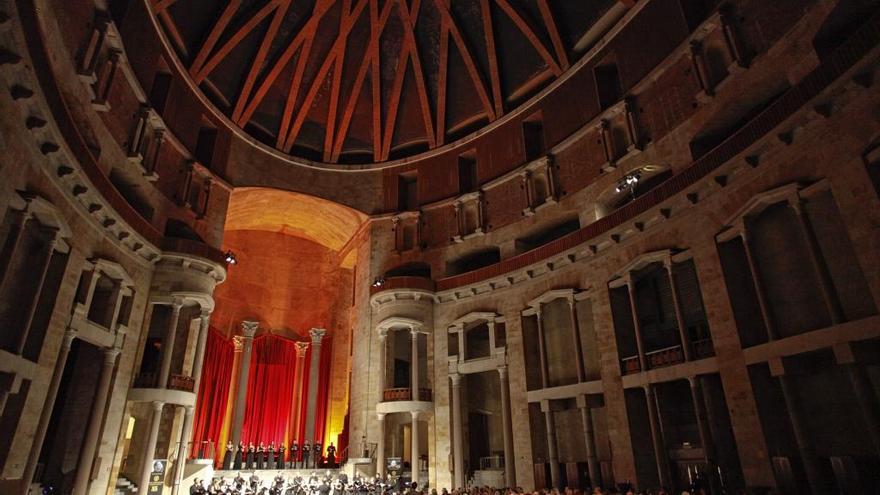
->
[309,328,327,344]
[241,320,259,339]
[295,341,310,358]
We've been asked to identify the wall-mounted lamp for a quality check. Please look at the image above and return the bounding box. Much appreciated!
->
[371,277,385,288]
[224,251,238,265]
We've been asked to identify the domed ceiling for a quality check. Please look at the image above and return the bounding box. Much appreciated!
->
[151,0,616,164]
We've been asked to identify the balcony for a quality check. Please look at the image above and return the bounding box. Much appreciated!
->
[133,372,195,392]
[646,345,685,369]
[382,388,433,402]
[621,355,641,375]
[168,374,195,392]
[370,276,435,296]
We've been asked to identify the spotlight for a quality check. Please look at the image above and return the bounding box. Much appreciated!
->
[615,171,642,195]
[371,277,385,288]
[224,251,238,265]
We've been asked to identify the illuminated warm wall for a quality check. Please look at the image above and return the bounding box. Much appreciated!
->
[212,230,349,336]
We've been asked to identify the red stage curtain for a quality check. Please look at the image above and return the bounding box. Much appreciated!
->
[192,329,234,455]
[242,335,301,445]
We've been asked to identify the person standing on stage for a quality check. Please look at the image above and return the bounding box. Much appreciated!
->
[279,443,286,470]
[246,442,256,469]
[326,443,336,467]
[257,442,267,469]
[291,441,299,469]
[269,442,276,469]
[302,441,311,469]
[234,442,244,470]
[223,441,234,470]
[313,442,322,469]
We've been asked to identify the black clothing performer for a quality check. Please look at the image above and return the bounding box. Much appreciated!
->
[233,443,243,470]
[246,444,255,469]
[314,442,322,469]
[302,442,311,469]
[291,441,299,469]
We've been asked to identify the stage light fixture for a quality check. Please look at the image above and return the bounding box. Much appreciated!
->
[224,251,238,265]
[371,277,385,288]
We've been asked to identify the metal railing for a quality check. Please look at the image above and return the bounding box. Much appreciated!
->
[168,374,195,392]
[646,344,685,369]
[382,388,433,402]
[621,355,641,375]
[479,455,504,470]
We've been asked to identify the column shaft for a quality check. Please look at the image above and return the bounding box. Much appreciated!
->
[171,406,195,495]
[543,405,560,489]
[451,375,465,489]
[230,322,258,447]
[644,385,670,489]
[740,231,777,340]
[626,279,648,371]
[568,299,586,382]
[377,414,387,477]
[16,233,58,354]
[411,330,419,400]
[73,348,119,494]
[791,202,844,324]
[20,330,75,494]
[304,328,326,445]
[690,377,719,493]
[666,263,692,361]
[411,412,420,485]
[579,402,600,488]
[158,301,183,387]
[190,313,211,392]
[499,368,515,488]
[779,374,824,493]
[535,309,549,388]
[0,212,30,288]
[377,333,387,402]
[139,401,165,492]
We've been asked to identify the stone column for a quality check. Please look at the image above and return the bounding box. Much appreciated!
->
[567,298,586,382]
[377,331,387,402]
[541,400,560,489]
[20,329,75,494]
[577,395,600,488]
[377,413,387,477]
[0,210,30,288]
[665,260,692,361]
[498,366,515,488]
[845,364,880,455]
[644,384,670,489]
[411,411,421,485]
[304,328,326,445]
[73,347,120,494]
[191,310,212,392]
[450,373,465,489]
[625,276,648,371]
[17,229,59,354]
[230,321,258,447]
[790,200,844,324]
[777,372,824,493]
[158,299,184,388]
[171,405,195,495]
[739,230,777,340]
[138,400,165,492]
[292,341,309,442]
[535,307,550,388]
[411,328,420,400]
[689,376,719,493]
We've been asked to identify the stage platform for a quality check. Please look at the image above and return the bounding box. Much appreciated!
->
[213,468,342,479]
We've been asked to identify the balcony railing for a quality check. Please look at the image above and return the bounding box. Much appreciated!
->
[479,455,505,470]
[134,372,195,392]
[646,345,685,369]
[382,388,433,402]
[370,276,435,296]
[169,374,195,392]
[621,355,641,375]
